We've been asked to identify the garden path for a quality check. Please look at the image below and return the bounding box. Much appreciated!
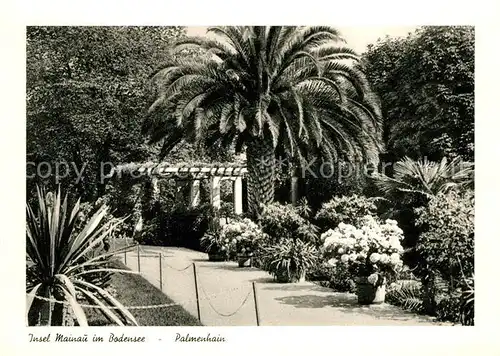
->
[118,245,450,326]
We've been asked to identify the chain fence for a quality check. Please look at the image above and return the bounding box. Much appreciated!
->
[28,239,262,325]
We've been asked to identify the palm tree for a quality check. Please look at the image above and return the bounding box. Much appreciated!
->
[373,156,474,204]
[143,26,383,218]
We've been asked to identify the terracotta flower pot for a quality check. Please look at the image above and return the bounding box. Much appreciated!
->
[208,252,226,262]
[356,277,386,305]
[276,270,306,283]
[237,254,253,267]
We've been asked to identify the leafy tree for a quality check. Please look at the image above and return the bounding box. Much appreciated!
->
[26,26,186,203]
[363,26,474,163]
[143,26,383,218]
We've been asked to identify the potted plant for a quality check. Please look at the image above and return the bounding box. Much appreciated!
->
[200,230,229,261]
[322,215,405,304]
[221,218,266,267]
[261,239,318,283]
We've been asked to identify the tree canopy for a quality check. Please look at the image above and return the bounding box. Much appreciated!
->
[26,26,187,202]
[363,26,474,163]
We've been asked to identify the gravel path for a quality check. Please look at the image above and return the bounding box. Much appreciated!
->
[119,245,449,326]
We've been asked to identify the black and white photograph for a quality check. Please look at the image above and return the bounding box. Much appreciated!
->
[24,24,476,328]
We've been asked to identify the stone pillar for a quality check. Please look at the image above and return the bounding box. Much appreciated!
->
[151,177,159,202]
[189,179,201,208]
[290,176,299,205]
[233,177,243,215]
[210,176,221,210]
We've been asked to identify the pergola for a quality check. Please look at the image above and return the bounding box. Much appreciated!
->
[111,162,300,215]
[113,163,251,215]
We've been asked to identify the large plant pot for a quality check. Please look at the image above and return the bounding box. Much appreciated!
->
[208,252,226,262]
[237,255,253,267]
[276,270,306,283]
[356,277,386,305]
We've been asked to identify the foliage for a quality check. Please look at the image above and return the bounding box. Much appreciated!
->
[26,26,188,204]
[26,187,138,326]
[363,26,474,162]
[374,156,474,204]
[260,202,319,244]
[315,194,379,230]
[415,190,474,283]
[307,262,356,292]
[219,218,267,258]
[295,197,312,219]
[200,229,230,260]
[373,156,474,270]
[435,294,461,323]
[460,274,474,326]
[261,238,319,283]
[386,280,423,313]
[141,203,218,251]
[321,216,404,285]
[143,26,383,217]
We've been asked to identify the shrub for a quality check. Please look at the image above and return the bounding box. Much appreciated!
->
[139,203,217,251]
[217,218,267,259]
[435,294,461,323]
[260,202,319,244]
[315,194,380,231]
[261,238,319,283]
[415,190,474,285]
[308,263,356,292]
[321,216,405,286]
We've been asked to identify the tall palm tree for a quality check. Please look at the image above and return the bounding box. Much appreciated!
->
[143,26,383,218]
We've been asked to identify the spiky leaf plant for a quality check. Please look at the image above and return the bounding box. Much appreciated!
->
[26,186,138,326]
[373,156,474,203]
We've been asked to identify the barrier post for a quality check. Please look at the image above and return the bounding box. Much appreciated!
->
[137,245,141,272]
[159,253,163,291]
[193,263,202,322]
[252,282,261,326]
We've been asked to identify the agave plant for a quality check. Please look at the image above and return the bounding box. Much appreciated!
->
[373,156,474,203]
[26,186,138,326]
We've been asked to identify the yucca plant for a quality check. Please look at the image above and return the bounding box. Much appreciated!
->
[26,186,138,326]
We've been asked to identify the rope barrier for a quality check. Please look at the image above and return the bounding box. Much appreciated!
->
[27,281,249,311]
[30,244,256,320]
[124,250,193,272]
[199,283,253,317]
[164,263,193,272]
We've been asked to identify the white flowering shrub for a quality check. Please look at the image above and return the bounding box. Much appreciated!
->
[220,218,267,258]
[321,215,405,285]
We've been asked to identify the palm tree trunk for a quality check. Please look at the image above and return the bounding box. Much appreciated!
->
[246,137,275,219]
